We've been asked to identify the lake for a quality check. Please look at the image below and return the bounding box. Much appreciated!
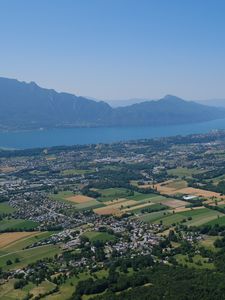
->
[1,118,225,149]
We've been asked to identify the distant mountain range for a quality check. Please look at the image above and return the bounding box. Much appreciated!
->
[0,77,225,130]
[196,99,225,108]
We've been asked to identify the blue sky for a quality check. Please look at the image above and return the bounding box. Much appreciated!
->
[0,0,225,100]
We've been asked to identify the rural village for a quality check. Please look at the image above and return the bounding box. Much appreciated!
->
[1,131,225,298]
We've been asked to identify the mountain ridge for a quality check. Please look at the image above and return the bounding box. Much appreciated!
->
[0,77,225,130]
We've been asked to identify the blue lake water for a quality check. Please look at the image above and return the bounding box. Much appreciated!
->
[1,118,225,149]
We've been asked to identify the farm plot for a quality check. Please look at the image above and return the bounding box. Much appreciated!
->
[0,279,35,300]
[96,188,134,202]
[139,210,171,223]
[61,169,93,176]
[0,219,38,231]
[0,231,53,254]
[94,197,154,215]
[30,280,57,298]
[175,254,214,270]
[50,191,75,203]
[147,195,188,208]
[199,235,220,252]
[0,166,16,173]
[0,202,15,215]
[0,244,61,271]
[74,199,104,211]
[174,187,225,199]
[204,215,225,226]
[65,195,95,204]
[153,180,225,201]
[154,208,224,227]
[122,202,155,213]
[164,199,188,208]
[83,231,116,243]
[0,231,40,248]
[152,180,187,195]
[167,167,204,178]
[94,206,120,216]
[124,203,167,214]
[128,192,158,201]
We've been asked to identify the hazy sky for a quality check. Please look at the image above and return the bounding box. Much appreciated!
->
[1,0,225,100]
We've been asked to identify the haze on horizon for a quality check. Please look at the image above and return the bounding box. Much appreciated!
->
[1,0,225,101]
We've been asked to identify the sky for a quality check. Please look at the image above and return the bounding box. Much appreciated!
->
[0,0,225,101]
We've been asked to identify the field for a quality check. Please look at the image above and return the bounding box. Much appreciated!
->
[30,170,49,175]
[45,271,107,300]
[124,203,167,214]
[50,191,75,203]
[205,215,225,226]
[75,200,104,210]
[65,195,95,203]
[94,195,168,215]
[167,167,204,178]
[0,202,15,215]
[153,208,224,227]
[94,206,120,215]
[50,189,182,215]
[93,192,188,216]
[96,188,134,202]
[0,231,53,255]
[153,180,225,200]
[0,244,61,271]
[0,231,40,248]
[128,193,158,201]
[0,219,38,231]
[139,210,171,223]
[61,169,93,176]
[164,180,188,190]
[199,235,220,252]
[175,254,214,269]
[83,231,116,242]
[0,166,15,173]
[142,194,188,208]
[50,191,104,210]
[103,199,137,209]
[0,279,56,300]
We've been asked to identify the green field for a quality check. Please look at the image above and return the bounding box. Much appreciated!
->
[0,280,35,300]
[153,208,224,227]
[0,244,61,271]
[29,170,49,175]
[211,174,225,184]
[128,192,158,201]
[97,188,134,202]
[168,167,203,178]
[0,231,54,255]
[83,231,116,243]
[61,169,93,176]
[0,279,56,300]
[75,200,105,211]
[50,191,75,203]
[139,210,171,223]
[45,271,109,300]
[0,203,15,215]
[165,180,187,190]
[155,213,185,226]
[145,195,180,205]
[0,219,38,231]
[199,235,220,252]
[50,191,105,210]
[175,254,214,269]
[205,215,225,226]
[128,203,167,214]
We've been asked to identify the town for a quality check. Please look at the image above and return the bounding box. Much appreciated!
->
[1,131,225,299]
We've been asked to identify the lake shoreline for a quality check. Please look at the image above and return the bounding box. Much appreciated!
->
[1,118,225,149]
